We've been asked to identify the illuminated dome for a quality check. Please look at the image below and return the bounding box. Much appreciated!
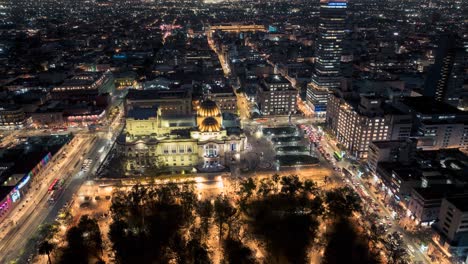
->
[198,99,221,117]
[199,117,221,132]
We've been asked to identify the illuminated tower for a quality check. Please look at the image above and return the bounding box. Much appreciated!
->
[423,34,465,107]
[307,0,347,115]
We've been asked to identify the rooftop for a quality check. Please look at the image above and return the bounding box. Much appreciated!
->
[210,85,234,94]
[127,88,190,101]
[446,196,468,212]
[0,104,22,111]
[264,74,289,84]
[127,107,158,120]
[401,96,463,115]
[413,185,468,201]
[0,135,72,186]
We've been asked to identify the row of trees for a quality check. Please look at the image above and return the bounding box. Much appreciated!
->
[235,175,379,264]
[41,174,386,263]
[38,215,105,264]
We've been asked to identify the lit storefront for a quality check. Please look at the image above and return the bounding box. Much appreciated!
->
[0,153,52,220]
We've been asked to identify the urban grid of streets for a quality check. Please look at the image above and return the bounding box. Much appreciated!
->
[0,27,439,264]
[0,94,125,264]
[0,110,433,264]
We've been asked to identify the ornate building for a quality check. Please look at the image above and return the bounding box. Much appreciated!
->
[117,99,245,173]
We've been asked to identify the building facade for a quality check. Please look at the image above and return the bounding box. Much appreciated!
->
[394,97,468,151]
[118,99,245,173]
[326,95,393,159]
[307,0,347,113]
[257,75,298,116]
[367,139,417,174]
[52,72,115,94]
[126,89,192,117]
[0,104,26,130]
[206,86,238,114]
[424,34,466,108]
[433,197,468,259]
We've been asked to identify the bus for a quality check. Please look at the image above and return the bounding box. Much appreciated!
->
[48,179,59,192]
[333,151,343,161]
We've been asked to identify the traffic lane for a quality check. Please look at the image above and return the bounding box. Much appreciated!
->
[0,136,88,234]
[13,138,107,264]
[314,135,429,262]
[327,158,429,262]
[0,137,89,261]
[0,137,105,263]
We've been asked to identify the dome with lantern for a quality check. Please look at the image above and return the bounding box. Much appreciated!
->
[198,99,221,118]
[197,99,223,132]
[199,117,221,132]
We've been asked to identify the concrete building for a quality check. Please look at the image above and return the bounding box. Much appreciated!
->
[433,196,468,260]
[257,75,297,116]
[0,135,72,221]
[52,72,115,95]
[0,104,26,130]
[394,97,468,151]
[409,186,468,226]
[126,88,192,117]
[424,34,466,108]
[367,138,417,174]
[326,94,402,159]
[206,85,238,114]
[31,94,109,128]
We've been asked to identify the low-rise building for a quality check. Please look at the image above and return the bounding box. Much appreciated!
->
[0,104,26,130]
[0,135,72,221]
[126,88,192,117]
[367,139,417,174]
[206,85,238,114]
[394,97,468,150]
[409,186,468,226]
[51,72,115,97]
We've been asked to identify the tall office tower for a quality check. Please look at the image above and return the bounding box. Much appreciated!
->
[423,34,466,108]
[307,0,347,115]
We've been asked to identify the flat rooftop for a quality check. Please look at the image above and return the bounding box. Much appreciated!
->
[127,107,158,120]
[127,88,190,101]
[401,96,463,115]
[0,135,72,186]
[264,74,290,84]
[446,196,468,212]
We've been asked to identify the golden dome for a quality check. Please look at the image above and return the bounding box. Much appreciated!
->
[198,99,221,117]
[199,117,221,132]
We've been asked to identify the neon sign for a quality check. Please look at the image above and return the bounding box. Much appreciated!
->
[328,2,347,6]
[17,175,31,189]
[10,189,20,203]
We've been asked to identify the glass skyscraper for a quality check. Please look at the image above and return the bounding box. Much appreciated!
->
[307,0,347,115]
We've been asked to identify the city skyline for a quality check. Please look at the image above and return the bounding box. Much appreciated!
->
[0,1,467,264]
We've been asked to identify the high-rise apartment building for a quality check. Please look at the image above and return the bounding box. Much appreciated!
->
[307,0,347,114]
[424,34,466,108]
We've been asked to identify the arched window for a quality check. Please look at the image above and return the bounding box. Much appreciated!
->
[205,144,218,157]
